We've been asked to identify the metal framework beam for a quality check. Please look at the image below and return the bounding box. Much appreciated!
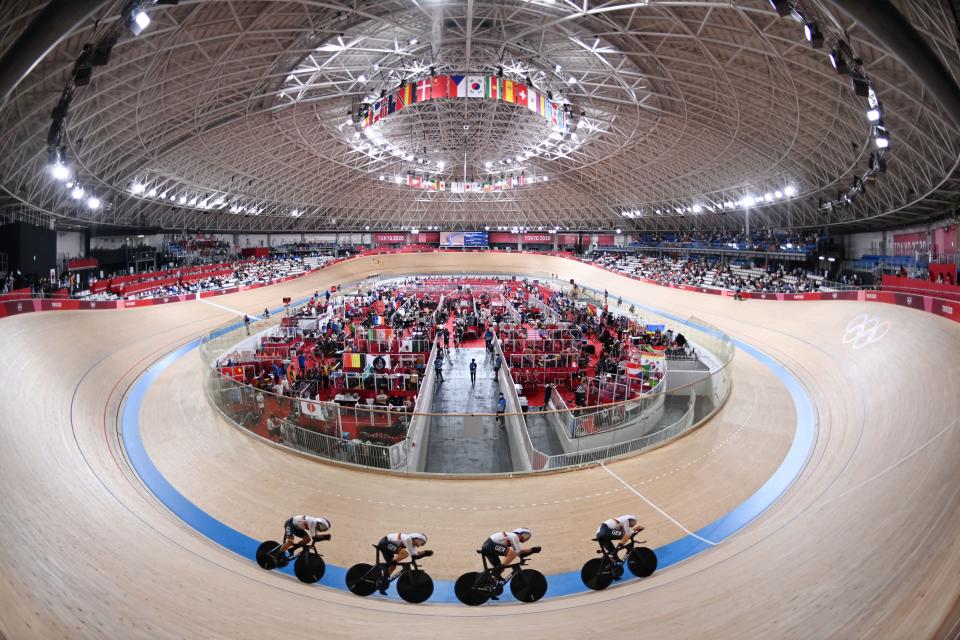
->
[827,0,960,127]
[0,0,112,106]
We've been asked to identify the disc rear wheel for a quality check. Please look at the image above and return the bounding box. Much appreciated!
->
[580,558,614,591]
[256,541,281,570]
[346,563,378,596]
[454,571,491,606]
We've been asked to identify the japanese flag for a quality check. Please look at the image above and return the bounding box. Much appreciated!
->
[301,400,327,420]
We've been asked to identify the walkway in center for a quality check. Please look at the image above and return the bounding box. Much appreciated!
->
[424,346,511,473]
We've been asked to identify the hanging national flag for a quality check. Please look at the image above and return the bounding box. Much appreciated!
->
[221,366,245,382]
[463,182,473,192]
[451,181,464,193]
[467,76,484,98]
[538,94,547,117]
[503,79,515,103]
[507,175,513,189]
[343,352,363,369]
[407,174,414,187]
[396,83,414,111]
[526,88,538,113]
[363,106,373,127]
[483,180,492,192]
[371,99,382,124]
[416,78,432,102]
[452,75,467,97]
[438,180,446,191]
[379,99,389,120]
[515,84,529,108]
[484,76,501,100]
[387,94,397,114]
[431,75,451,99]
[518,173,526,187]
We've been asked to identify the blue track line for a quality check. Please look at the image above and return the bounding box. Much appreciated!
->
[120,291,815,604]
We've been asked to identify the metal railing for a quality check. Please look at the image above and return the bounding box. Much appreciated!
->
[537,389,696,470]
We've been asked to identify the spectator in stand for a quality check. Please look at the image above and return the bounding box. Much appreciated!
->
[267,414,280,438]
[255,389,265,419]
[484,327,494,353]
[542,384,554,410]
[575,383,587,407]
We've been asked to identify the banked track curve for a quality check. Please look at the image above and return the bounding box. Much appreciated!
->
[1,252,960,639]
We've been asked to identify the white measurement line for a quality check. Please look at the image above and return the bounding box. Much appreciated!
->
[599,461,719,547]
[199,298,248,317]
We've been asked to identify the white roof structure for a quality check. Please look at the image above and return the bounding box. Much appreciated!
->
[0,0,958,233]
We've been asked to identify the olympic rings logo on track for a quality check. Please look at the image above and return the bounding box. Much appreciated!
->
[842,314,891,349]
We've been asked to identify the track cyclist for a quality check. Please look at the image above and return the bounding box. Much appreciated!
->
[376,532,432,594]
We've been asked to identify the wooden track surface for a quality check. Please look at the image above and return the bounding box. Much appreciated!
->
[2,252,960,639]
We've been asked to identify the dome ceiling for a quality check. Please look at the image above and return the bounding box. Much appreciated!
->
[0,0,958,233]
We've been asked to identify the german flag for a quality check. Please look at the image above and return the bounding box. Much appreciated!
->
[396,83,415,112]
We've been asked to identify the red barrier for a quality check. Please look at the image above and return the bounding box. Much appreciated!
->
[893,293,926,310]
[4,252,960,331]
[67,258,98,270]
[861,290,896,304]
[882,275,960,302]
[931,299,960,321]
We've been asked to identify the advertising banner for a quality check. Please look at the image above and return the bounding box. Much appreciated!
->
[522,233,553,244]
[373,233,408,244]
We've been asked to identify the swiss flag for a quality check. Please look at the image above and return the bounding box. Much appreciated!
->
[515,84,528,108]
[416,79,433,102]
[431,75,452,99]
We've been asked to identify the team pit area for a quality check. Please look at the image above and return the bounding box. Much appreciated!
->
[203,274,733,475]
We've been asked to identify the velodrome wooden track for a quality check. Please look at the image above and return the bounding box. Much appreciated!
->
[2,252,960,639]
